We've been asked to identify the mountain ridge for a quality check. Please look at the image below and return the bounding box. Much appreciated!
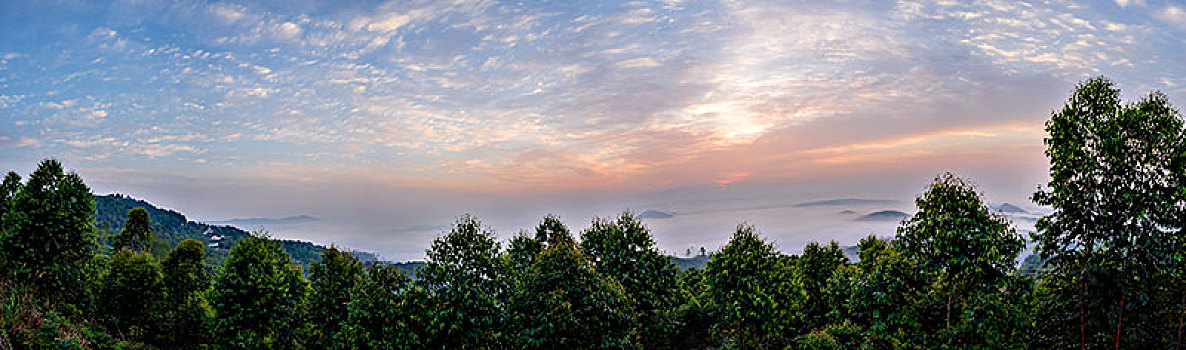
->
[93,194,368,267]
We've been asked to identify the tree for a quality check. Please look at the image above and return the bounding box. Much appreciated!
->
[797,241,850,332]
[0,171,19,221]
[580,212,680,349]
[343,263,432,349]
[830,235,932,348]
[895,173,1024,346]
[113,207,154,252]
[507,216,634,349]
[211,232,308,349]
[0,159,98,306]
[98,249,165,343]
[418,214,505,348]
[671,268,716,349]
[304,246,364,349]
[704,224,803,349]
[161,239,212,348]
[1032,77,1185,349]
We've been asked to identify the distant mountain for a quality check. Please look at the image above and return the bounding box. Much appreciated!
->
[638,210,675,219]
[795,198,900,207]
[207,215,320,227]
[993,203,1027,214]
[839,209,858,215]
[855,210,910,222]
[94,194,341,268]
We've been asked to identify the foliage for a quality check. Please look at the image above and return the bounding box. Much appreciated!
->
[343,263,432,349]
[670,268,716,349]
[895,173,1025,347]
[96,249,165,344]
[418,214,506,349]
[1032,76,1186,349]
[580,212,680,349]
[507,216,635,349]
[704,224,803,349]
[112,208,154,252]
[161,239,212,348]
[304,246,364,349]
[92,194,326,269]
[836,235,932,348]
[210,232,308,349]
[797,241,850,332]
[0,159,99,308]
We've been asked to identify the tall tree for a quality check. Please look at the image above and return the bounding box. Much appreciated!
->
[704,224,803,349]
[580,212,680,349]
[508,217,634,349]
[797,241,849,332]
[0,171,19,221]
[304,246,364,349]
[418,214,505,348]
[1032,77,1185,349]
[211,232,308,350]
[343,263,432,349]
[837,235,932,347]
[0,159,98,306]
[895,172,1024,345]
[112,207,154,252]
[98,249,165,343]
[161,239,212,348]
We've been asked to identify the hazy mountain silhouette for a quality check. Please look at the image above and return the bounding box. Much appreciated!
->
[855,210,910,222]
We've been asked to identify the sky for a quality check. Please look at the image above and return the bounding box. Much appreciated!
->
[1,0,1184,260]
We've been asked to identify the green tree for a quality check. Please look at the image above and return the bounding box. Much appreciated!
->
[113,207,154,252]
[343,263,432,349]
[161,239,212,348]
[0,171,19,221]
[797,241,850,332]
[895,173,1024,346]
[833,235,931,348]
[0,159,98,306]
[507,216,634,349]
[704,224,803,349]
[670,268,716,349]
[1032,77,1185,349]
[211,232,308,349]
[304,246,364,349]
[580,212,680,349]
[418,214,505,348]
[98,249,165,343]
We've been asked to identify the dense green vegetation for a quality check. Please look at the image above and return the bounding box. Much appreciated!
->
[0,77,1183,349]
[93,194,333,268]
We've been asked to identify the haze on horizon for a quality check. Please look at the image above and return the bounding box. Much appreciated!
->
[2,0,1184,260]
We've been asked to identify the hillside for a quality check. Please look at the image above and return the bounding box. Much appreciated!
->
[93,194,329,268]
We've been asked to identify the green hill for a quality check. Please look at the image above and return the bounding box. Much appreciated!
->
[93,194,328,268]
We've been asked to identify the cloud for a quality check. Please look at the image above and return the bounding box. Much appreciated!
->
[617,57,662,68]
[2,0,1184,200]
[1156,5,1186,28]
[1114,0,1145,8]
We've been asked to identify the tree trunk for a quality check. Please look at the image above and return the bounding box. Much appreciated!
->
[1114,290,1124,350]
[1081,280,1086,350]
[947,292,953,329]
